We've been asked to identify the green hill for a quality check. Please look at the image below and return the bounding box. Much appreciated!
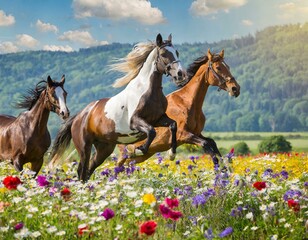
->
[0,23,307,137]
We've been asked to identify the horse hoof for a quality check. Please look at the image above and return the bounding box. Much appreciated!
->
[134,149,144,156]
[125,145,136,157]
[167,149,176,160]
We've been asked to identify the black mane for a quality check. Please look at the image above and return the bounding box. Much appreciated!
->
[14,81,47,110]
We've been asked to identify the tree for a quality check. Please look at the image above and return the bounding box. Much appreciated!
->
[258,135,292,153]
[233,141,250,155]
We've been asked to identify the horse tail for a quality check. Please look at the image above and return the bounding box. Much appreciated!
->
[48,115,76,168]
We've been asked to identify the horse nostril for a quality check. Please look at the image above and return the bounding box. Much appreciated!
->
[232,87,237,93]
[178,71,183,77]
[60,111,65,116]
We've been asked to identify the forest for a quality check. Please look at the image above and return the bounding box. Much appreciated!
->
[0,23,307,137]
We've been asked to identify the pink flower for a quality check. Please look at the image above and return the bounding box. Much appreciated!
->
[37,175,49,187]
[165,198,179,209]
[14,222,24,231]
[100,208,115,220]
[159,204,171,218]
[168,210,183,221]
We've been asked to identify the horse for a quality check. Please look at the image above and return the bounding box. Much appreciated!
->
[49,34,186,181]
[117,49,240,167]
[0,75,69,175]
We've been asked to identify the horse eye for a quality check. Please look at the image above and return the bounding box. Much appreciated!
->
[216,66,221,71]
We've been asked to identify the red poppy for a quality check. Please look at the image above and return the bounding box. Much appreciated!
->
[60,187,71,196]
[78,224,89,236]
[2,176,22,190]
[253,181,266,191]
[287,199,300,212]
[165,198,179,209]
[139,220,157,236]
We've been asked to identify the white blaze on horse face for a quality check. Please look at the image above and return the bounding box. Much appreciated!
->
[165,46,184,78]
[55,87,68,115]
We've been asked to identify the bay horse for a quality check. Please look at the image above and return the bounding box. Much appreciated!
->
[117,49,240,167]
[49,34,186,181]
[0,76,69,175]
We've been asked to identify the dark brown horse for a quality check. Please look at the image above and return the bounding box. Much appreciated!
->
[49,34,186,181]
[117,49,240,167]
[0,76,69,174]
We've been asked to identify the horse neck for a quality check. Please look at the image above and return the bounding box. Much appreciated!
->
[179,64,210,108]
[132,48,160,90]
[26,91,50,134]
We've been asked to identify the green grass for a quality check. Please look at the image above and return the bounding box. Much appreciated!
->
[205,132,308,153]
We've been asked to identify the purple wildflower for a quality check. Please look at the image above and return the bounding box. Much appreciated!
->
[283,189,302,201]
[190,156,196,164]
[280,170,288,179]
[37,175,49,187]
[175,160,180,165]
[53,181,64,189]
[114,166,125,175]
[192,194,207,206]
[101,168,111,177]
[204,227,214,239]
[100,208,115,220]
[263,168,273,177]
[14,222,24,231]
[49,187,57,196]
[204,188,216,197]
[188,165,194,171]
[219,227,233,238]
[304,182,308,188]
[174,187,183,195]
[234,179,240,186]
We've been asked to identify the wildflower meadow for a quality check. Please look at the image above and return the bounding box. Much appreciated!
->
[0,151,307,239]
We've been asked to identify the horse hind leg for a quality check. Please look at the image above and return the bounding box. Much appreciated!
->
[154,114,177,160]
[88,142,116,177]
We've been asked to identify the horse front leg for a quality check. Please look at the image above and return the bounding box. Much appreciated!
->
[154,114,177,160]
[130,116,156,155]
[198,135,222,167]
[30,158,43,176]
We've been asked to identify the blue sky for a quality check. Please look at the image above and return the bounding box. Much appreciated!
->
[0,0,307,53]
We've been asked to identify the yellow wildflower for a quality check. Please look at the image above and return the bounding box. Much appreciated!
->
[142,193,156,205]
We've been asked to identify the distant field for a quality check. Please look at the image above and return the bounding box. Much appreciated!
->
[205,132,308,153]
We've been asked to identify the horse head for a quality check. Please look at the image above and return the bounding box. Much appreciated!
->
[46,75,70,119]
[207,49,240,97]
[155,34,187,87]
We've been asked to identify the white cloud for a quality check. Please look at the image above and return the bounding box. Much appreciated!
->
[43,44,74,52]
[190,0,247,16]
[73,0,165,25]
[16,34,39,49]
[36,20,58,33]
[278,1,308,20]
[0,10,15,26]
[242,19,253,26]
[58,30,108,47]
[0,41,18,53]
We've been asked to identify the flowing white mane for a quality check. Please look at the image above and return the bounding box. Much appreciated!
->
[110,42,156,88]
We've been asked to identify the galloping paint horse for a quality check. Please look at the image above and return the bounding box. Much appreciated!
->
[117,49,240,167]
[49,34,186,181]
[0,76,69,174]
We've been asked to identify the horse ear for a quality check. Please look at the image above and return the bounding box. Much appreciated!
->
[60,74,65,85]
[167,34,172,42]
[219,49,224,58]
[47,76,53,87]
[207,49,213,61]
[156,33,163,47]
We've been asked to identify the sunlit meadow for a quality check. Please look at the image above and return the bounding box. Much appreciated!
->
[0,151,307,239]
